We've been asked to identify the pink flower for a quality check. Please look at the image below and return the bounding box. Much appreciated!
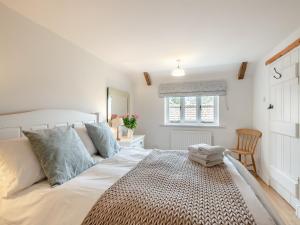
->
[121,113,129,119]
[111,114,118,120]
[133,113,139,119]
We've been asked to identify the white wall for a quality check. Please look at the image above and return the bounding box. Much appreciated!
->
[0,4,133,116]
[134,68,253,150]
[252,27,300,183]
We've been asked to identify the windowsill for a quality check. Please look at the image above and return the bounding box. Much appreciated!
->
[161,123,225,128]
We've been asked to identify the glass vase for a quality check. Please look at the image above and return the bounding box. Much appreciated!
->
[127,129,134,139]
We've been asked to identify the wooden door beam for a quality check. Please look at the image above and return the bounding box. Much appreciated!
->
[143,72,152,86]
[238,62,248,80]
[265,38,300,65]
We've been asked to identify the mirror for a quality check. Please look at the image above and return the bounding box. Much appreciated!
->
[107,87,130,121]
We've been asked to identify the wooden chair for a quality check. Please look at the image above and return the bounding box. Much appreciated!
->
[230,128,262,175]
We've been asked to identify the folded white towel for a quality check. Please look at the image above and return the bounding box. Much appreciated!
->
[188,144,225,155]
[189,152,223,161]
[188,155,223,167]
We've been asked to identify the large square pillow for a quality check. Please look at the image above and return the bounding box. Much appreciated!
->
[23,127,95,186]
[75,127,98,156]
[85,123,120,158]
[0,138,45,198]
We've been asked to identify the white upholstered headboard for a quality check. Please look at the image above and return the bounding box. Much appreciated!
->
[0,109,103,140]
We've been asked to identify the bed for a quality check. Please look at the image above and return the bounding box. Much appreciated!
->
[0,110,285,225]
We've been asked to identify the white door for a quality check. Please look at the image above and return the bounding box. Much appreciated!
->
[268,48,300,209]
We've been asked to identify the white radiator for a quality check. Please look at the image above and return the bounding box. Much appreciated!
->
[170,130,212,150]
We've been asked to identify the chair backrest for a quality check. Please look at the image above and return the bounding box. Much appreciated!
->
[236,128,262,154]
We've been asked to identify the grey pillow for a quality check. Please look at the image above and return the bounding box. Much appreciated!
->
[23,127,95,186]
[85,123,120,158]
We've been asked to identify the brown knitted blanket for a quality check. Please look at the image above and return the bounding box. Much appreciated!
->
[81,150,256,225]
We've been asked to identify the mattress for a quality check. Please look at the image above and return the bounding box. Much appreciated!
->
[0,147,280,225]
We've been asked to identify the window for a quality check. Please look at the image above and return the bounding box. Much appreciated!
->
[165,96,219,125]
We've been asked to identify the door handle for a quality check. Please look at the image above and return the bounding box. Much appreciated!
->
[267,104,274,110]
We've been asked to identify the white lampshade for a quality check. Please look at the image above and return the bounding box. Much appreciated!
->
[171,59,185,77]
[111,117,124,128]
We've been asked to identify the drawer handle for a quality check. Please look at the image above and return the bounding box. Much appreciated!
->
[273,67,282,79]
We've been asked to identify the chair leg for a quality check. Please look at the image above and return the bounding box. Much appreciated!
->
[251,155,257,175]
[238,154,241,161]
[244,155,247,166]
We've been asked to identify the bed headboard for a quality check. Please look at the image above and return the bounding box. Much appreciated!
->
[0,109,102,140]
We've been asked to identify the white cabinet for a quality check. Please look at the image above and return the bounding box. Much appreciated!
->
[118,135,145,148]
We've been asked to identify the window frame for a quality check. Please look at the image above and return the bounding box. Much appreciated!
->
[165,96,219,126]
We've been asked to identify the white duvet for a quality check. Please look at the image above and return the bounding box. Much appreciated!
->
[0,147,151,225]
[0,148,278,225]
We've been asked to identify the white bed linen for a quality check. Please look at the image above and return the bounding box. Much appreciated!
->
[0,148,277,225]
[0,147,151,225]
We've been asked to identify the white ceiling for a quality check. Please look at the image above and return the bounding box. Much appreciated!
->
[1,0,300,76]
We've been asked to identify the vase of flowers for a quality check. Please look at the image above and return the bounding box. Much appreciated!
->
[122,113,139,138]
[127,129,134,139]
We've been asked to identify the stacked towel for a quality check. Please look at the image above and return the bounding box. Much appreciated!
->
[188,144,225,167]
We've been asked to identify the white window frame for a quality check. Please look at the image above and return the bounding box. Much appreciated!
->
[164,96,219,126]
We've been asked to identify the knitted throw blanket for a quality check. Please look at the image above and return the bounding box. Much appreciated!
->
[81,150,256,225]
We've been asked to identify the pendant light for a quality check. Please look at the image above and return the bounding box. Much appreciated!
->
[171,59,185,77]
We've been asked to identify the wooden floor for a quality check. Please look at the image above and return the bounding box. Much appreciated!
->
[255,176,300,225]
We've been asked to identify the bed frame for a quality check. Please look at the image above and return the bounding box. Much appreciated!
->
[0,109,102,140]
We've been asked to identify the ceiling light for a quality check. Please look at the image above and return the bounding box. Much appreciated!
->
[171,59,185,76]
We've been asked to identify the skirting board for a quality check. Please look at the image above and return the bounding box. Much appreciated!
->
[257,171,270,186]
[270,179,300,218]
[269,166,300,218]
[296,205,300,218]
[269,165,299,197]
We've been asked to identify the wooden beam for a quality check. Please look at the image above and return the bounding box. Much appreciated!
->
[143,72,151,86]
[265,38,300,65]
[238,62,248,80]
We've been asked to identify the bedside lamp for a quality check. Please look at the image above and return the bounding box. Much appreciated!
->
[111,117,124,141]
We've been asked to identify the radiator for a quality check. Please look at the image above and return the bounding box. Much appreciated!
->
[170,130,212,150]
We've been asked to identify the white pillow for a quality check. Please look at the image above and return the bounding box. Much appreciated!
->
[0,138,45,198]
[75,127,98,156]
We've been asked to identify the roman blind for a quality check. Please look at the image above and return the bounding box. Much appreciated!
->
[158,80,227,98]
